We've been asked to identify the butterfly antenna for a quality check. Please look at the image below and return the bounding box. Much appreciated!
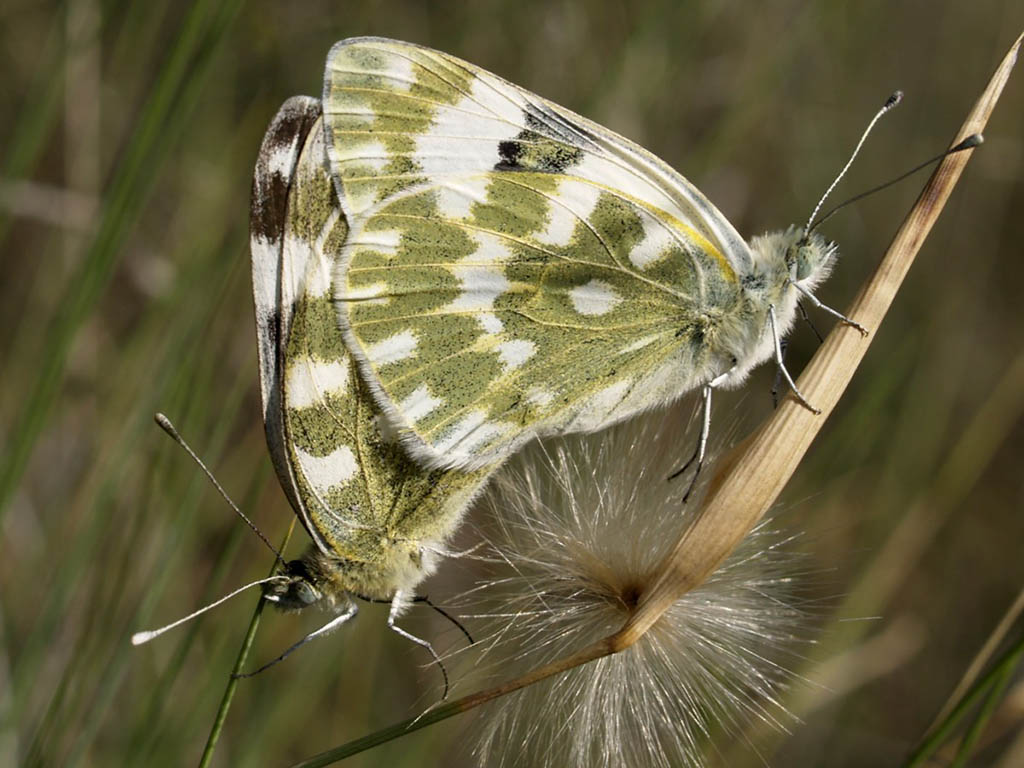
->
[809,133,983,231]
[154,413,286,566]
[804,91,904,234]
[131,576,282,645]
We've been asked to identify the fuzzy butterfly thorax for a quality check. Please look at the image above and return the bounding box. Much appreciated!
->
[718,228,837,388]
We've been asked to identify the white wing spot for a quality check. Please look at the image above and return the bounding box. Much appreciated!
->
[621,334,660,354]
[534,193,578,247]
[554,179,605,231]
[590,379,633,417]
[435,410,513,456]
[458,420,512,454]
[338,136,391,173]
[526,387,555,407]
[266,138,302,179]
[354,229,402,251]
[414,76,522,177]
[434,410,488,454]
[497,339,535,371]
[446,265,509,312]
[444,238,513,313]
[285,358,350,409]
[294,444,358,495]
[436,176,490,220]
[569,279,622,316]
[629,217,678,269]
[398,384,443,423]
[476,232,514,265]
[366,330,418,365]
[478,312,503,335]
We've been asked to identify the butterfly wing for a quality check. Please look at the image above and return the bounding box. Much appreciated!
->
[251,95,324,543]
[322,37,751,470]
[263,102,495,580]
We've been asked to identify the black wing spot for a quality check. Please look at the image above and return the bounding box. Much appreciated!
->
[494,128,583,174]
[493,102,590,174]
[496,138,525,170]
[251,98,321,242]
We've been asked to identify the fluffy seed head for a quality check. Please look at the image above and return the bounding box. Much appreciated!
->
[456,413,817,767]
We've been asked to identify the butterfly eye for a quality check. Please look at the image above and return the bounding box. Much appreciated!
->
[292,580,321,606]
[794,246,815,281]
[260,560,322,609]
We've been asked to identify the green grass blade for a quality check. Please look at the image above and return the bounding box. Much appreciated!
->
[0,0,244,522]
[904,634,1024,767]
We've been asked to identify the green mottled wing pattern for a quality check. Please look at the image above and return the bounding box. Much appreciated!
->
[251,95,324,540]
[275,110,494,574]
[322,37,752,469]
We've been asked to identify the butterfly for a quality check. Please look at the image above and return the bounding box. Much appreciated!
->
[249,94,496,679]
[320,37,856,477]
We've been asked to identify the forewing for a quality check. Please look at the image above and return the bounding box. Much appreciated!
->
[278,112,495,560]
[322,38,745,468]
[250,95,322,526]
[322,37,751,266]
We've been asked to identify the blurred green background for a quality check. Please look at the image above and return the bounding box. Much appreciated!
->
[2,1,1023,765]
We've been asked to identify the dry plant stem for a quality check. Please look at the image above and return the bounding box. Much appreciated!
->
[291,639,615,768]
[618,30,1022,645]
[293,32,1022,766]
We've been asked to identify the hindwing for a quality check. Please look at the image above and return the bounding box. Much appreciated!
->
[322,38,750,469]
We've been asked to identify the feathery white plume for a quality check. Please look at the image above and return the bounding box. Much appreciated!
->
[457,412,817,767]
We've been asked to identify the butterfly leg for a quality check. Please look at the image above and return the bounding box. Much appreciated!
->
[388,590,450,699]
[768,304,821,414]
[771,339,788,409]
[235,597,358,678]
[797,300,825,342]
[668,367,733,501]
[791,283,869,336]
[356,591,475,647]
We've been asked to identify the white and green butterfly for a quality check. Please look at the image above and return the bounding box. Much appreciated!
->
[249,95,495,677]
[320,37,856,475]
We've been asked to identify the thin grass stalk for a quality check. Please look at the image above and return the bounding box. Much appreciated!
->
[28,344,258,767]
[0,2,67,252]
[927,582,1024,739]
[12,243,251,766]
[950,655,1019,768]
[198,519,296,768]
[904,633,1024,767]
[0,0,245,522]
[7,244,246,742]
[288,26,1024,768]
[123,463,270,765]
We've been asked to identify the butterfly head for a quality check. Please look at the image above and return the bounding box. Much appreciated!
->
[785,228,837,291]
[747,227,837,298]
[262,558,325,611]
[261,543,440,611]
[749,225,835,296]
